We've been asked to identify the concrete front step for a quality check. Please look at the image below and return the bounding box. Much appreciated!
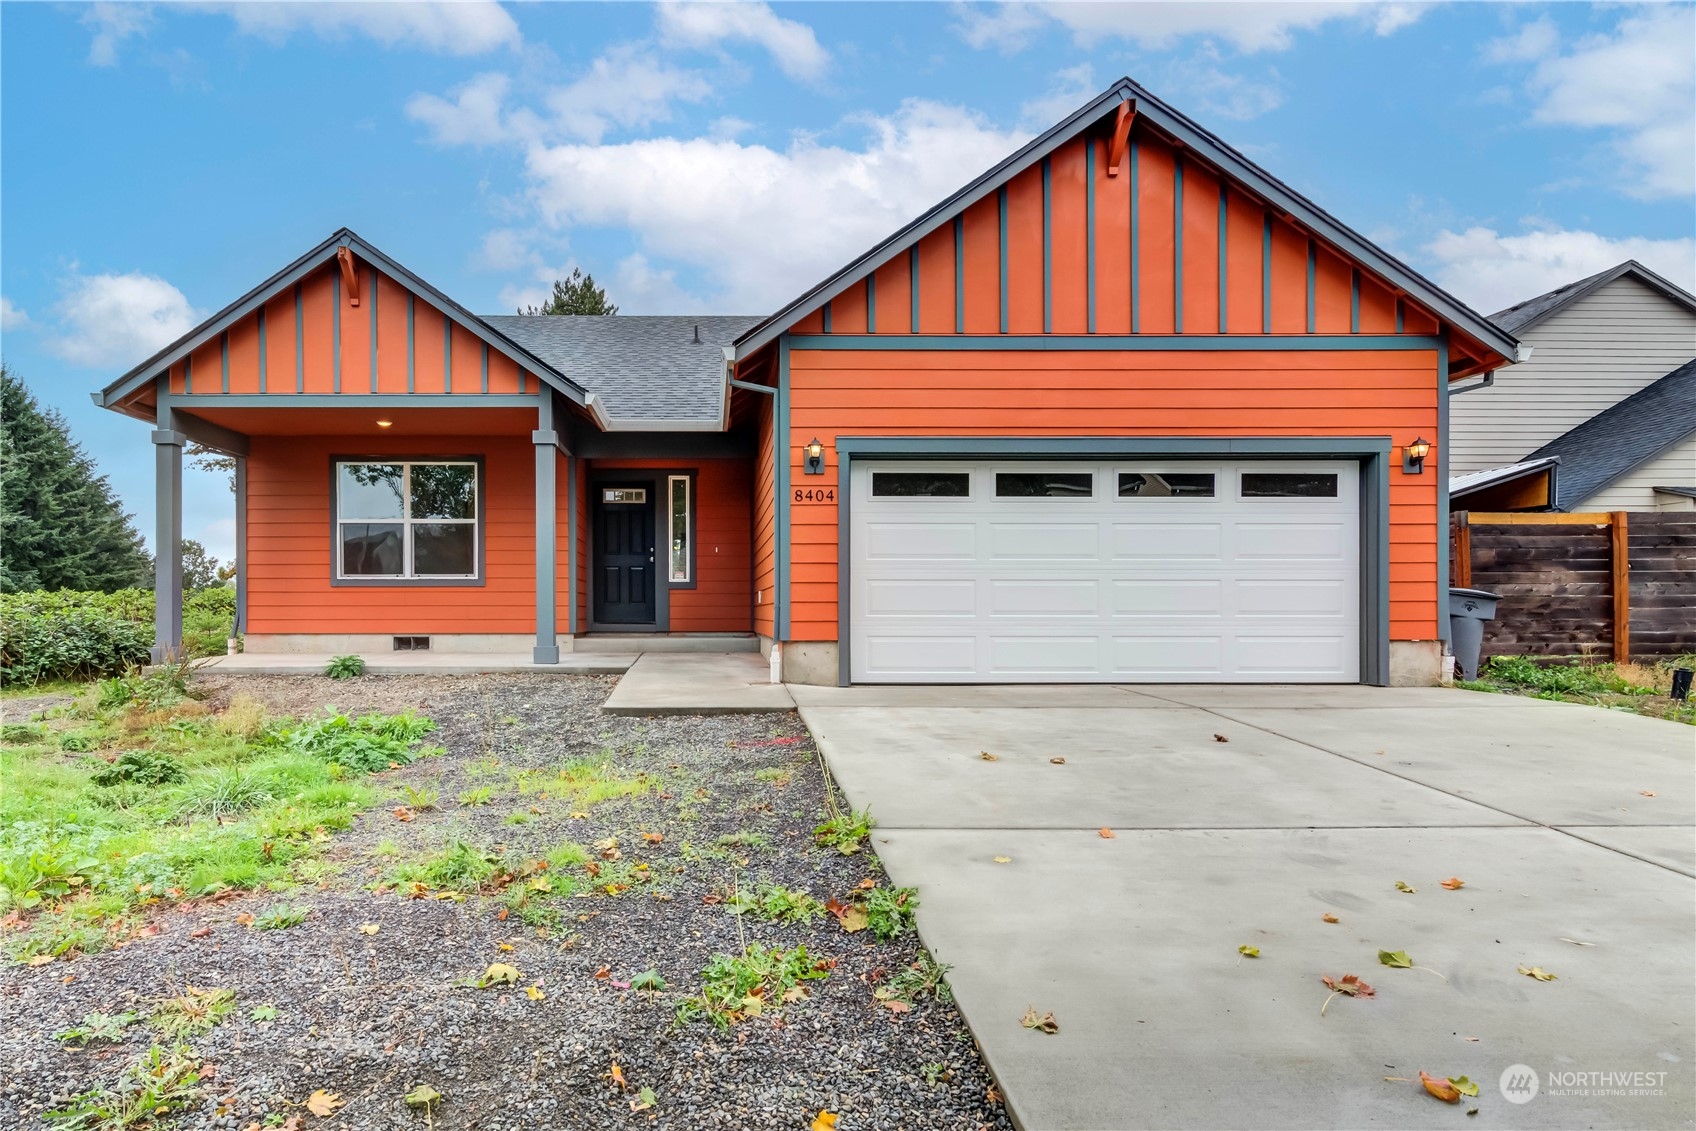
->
[572,634,760,654]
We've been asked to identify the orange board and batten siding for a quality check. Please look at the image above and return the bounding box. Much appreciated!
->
[802,133,1424,342]
[784,348,1442,643]
[166,261,535,398]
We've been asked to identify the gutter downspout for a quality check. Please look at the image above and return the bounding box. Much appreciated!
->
[722,354,782,683]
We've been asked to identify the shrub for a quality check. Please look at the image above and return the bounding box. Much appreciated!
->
[325,655,365,680]
[0,588,235,684]
[90,751,187,788]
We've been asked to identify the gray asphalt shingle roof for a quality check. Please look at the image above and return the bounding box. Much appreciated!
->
[1525,358,1696,509]
[482,315,764,425]
[1491,260,1696,335]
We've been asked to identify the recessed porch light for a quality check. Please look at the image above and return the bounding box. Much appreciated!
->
[376,419,393,428]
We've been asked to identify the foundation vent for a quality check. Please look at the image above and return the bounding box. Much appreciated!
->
[392,636,432,651]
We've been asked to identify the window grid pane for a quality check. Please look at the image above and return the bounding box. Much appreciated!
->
[337,461,479,580]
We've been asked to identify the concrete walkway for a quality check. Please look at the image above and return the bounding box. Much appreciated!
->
[201,652,633,676]
[602,652,794,715]
[799,685,1695,1130]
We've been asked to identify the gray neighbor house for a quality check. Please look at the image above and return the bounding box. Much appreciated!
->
[1449,261,1696,513]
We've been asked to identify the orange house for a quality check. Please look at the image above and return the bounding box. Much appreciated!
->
[98,78,1520,686]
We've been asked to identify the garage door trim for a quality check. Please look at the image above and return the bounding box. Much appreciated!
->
[834,436,1392,687]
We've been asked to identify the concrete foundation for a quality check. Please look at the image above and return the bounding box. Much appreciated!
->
[1388,638,1443,686]
[244,633,574,655]
[780,640,840,686]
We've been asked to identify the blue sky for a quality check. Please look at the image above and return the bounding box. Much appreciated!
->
[3,1,1693,564]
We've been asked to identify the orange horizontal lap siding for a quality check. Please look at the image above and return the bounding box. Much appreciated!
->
[245,434,536,635]
[785,347,1440,646]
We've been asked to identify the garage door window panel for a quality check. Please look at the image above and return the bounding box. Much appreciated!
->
[1119,472,1216,498]
[995,471,1093,497]
[1241,472,1339,498]
[871,471,971,498]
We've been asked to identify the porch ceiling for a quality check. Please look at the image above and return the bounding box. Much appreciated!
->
[184,405,540,437]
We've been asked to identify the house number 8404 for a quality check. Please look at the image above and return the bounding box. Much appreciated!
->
[793,487,836,503]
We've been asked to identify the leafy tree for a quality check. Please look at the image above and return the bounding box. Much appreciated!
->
[0,368,151,592]
[518,268,618,316]
[187,442,235,492]
[181,539,222,590]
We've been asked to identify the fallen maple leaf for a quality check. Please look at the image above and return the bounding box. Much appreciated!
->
[1518,964,1557,981]
[235,912,255,926]
[1320,973,1375,1015]
[404,1084,443,1110]
[1394,880,1417,893]
[1321,913,1340,924]
[479,963,521,987]
[190,927,212,939]
[1049,757,1066,765]
[1379,949,1414,969]
[1451,1075,1480,1097]
[993,856,1012,864]
[608,1063,627,1091]
[306,1090,344,1117]
[781,985,808,1004]
[1238,945,1260,959]
[882,999,913,1014]
[641,832,664,843]
[1098,827,1116,839]
[629,1086,657,1112]
[1019,1006,1059,1034]
[392,807,414,823]
[526,984,545,1001]
[856,878,876,890]
[1420,1071,1461,1103]
[811,1113,839,1131]
[357,924,379,935]
[594,965,612,979]
[979,751,999,761]
[1440,877,1465,890]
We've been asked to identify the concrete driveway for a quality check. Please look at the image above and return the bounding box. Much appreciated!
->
[793,685,1695,1130]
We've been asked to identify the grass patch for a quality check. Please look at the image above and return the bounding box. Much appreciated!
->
[876,951,953,1005]
[54,1010,142,1046]
[250,905,310,931]
[675,943,832,1029]
[510,758,656,808]
[726,882,825,924]
[149,986,234,1038]
[1459,655,1695,724]
[0,688,431,963]
[814,808,874,855]
[45,1043,203,1130]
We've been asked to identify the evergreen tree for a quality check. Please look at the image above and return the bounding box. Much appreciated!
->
[518,268,618,315]
[0,367,152,592]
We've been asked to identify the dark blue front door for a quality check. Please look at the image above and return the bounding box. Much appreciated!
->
[594,487,655,624]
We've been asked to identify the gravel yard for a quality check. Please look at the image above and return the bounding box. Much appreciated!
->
[0,673,1011,1131]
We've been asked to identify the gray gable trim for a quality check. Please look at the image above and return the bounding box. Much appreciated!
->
[1527,358,1696,509]
[95,228,587,412]
[733,76,1520,363]
[1492,260,1696,335]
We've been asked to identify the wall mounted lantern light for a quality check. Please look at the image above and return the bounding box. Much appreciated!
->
[1403,436,1430,475]
[804,437,826,475]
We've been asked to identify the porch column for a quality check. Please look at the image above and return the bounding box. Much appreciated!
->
[532,395,560,664]
[234,454,247,648]
[151,403,185,662]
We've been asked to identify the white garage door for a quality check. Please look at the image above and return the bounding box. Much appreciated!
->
[849,460,1360,683]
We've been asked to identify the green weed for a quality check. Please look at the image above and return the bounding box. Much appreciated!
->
[324,655,365,680]
[149,987,234,1038]
[877,950,953,1005]
[89,751,186,788]
[726,883,824,924]
[862,885,920,941]
[250,905,310,931]
[44,1043,202,1130]
[675,943,831,1029]
[53,1010,142,1045]
[457,786,494,806]
[813,808,874,855]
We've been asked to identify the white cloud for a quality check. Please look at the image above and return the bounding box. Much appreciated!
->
[82,2,153,66]
[1424,225,1696,314]
[1482,16,1556,65]
[657,1,829,81]
[407,48,710,148]
[406,73,525,147]
[610,253,711,314]
[1142,46,1285,121]
[1492,7,1695,199]
[1017,63,1096,130]
[47,272,202,369]
[545,45,713,143]
[206,0,520,55]
[0,297,30,332]
[519,99,1028,309]
[956,1,1430,55]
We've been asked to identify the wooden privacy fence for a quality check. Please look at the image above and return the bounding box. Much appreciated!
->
[1451,511,1696,662]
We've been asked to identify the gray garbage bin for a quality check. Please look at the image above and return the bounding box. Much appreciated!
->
[1448,587,1501,681]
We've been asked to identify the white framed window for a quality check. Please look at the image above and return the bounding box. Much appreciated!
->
[336,460,479,581]
[668,474,691,583]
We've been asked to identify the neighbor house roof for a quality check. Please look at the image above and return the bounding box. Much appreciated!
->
[1525,358,1696,509]
[1449,456,1561,502]
[1491,260,1696,335]
[484,315,763,430]
[734,75,1521,366]
[95,228,588,414]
